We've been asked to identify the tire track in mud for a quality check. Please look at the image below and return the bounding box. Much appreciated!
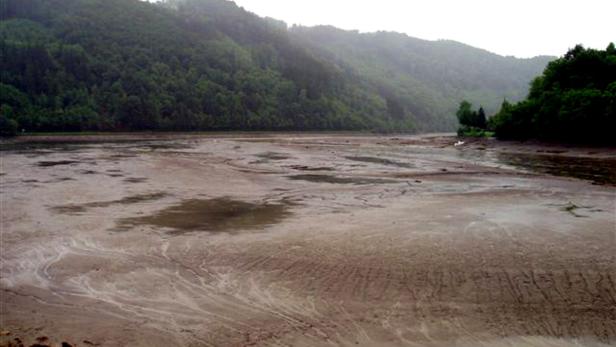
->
[80,216,614,346]
[4,222,613,345]
[210,248,616,344]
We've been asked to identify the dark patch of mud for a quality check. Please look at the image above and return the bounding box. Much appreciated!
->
[536,149,568,154]
[255,152,292,161]
[51,192,168,215]
[37,160,79,167]
[287,174,398,185]
[497,152,616,185]
[124,177,148,183]
[548,201,604,218]
[345,156,415,168]
[115,198,291,234]
[53,177,75,182]
[133,142,193,151]
[286,165,335,172]
[105,153,138,159]
[0,142,86,154]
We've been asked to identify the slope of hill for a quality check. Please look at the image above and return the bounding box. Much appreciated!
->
[0,0,552,134]
[291,26,554,130]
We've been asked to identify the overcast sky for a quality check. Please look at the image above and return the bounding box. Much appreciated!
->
[231,0,615,58]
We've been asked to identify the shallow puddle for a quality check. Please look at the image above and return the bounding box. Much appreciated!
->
[116,198,291,234]
[345,156,415,168]
[497,152,616,185]
[288,174,398,185]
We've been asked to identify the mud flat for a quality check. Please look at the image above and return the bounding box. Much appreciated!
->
[1,133,615,346]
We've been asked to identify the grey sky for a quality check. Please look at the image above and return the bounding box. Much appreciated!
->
[231,0,615,58]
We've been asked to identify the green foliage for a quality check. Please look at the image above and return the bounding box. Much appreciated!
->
[456,101,474,126]
[455,100,487,136]
[0,105,19,136]
[476,107,487,129]
[0,0,403,133]
[457,125,493,138]
[490,44,616,144]
[0,0,549,135]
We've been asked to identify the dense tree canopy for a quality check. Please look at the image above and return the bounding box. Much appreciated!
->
[0,0,552,135]
[489,44,616,144]
[455,100,488,136]
[456,101,486,129]
[0,0,400,134]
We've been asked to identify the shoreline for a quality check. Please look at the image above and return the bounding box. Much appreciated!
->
[3,131,615,154]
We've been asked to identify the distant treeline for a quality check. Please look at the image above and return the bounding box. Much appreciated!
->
[457,44,616,144]
[0,0,550,136]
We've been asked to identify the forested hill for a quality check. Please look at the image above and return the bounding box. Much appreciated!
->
[291,26,554,129]
[0,0,552,134]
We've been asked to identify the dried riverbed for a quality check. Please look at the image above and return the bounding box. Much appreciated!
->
[1,133,615,347]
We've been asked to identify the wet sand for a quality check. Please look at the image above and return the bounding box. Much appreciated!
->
[1,133,615,347]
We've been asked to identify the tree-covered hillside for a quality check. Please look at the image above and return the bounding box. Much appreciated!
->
[0,0,552,134]
[291,26,553,131]
[489,44,616,144]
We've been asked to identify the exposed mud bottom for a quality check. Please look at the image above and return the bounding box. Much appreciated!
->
[1,133,615,347]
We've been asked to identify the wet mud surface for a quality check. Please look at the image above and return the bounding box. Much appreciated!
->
[1,133,615,347]
[51,193,168,215]
[115,198,292,234]
[345,155,416,168]
[496,152,616,186]
[287,174,398,185]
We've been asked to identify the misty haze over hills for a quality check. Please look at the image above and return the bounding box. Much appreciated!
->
[291,26,553,127]
[1,0,553,132]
